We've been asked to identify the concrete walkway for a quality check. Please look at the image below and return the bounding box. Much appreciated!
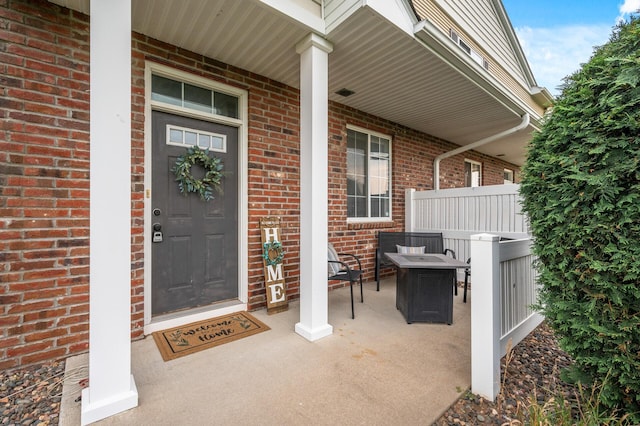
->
[60,279,471,425]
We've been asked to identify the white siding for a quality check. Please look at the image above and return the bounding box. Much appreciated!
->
[441,0,527,85]
[324,0,361,33]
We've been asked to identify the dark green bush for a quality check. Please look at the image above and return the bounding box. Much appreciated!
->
[520,16,640,422]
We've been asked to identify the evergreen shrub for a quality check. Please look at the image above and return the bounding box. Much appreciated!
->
[520,16,640,422]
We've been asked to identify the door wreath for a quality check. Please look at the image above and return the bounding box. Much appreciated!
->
[171,146,223,201]
[263,241,285,266]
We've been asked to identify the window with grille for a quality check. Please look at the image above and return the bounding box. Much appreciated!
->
[346,127,392,220]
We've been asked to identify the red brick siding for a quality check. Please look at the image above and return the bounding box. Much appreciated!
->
[0,0,91,370]
[1,0,521,368]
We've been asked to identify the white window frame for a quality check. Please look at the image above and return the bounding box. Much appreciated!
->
[346,125,393,223]
[449,29,489,70]
[465,159,482,188]
[165,124,227,153]
[503,168,514,184]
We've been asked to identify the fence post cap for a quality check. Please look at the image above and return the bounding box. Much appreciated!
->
[470,233,500,241]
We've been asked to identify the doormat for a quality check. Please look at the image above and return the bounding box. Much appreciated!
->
[152,312,270,361]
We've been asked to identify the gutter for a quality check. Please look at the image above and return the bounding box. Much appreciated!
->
[433,113,530,190]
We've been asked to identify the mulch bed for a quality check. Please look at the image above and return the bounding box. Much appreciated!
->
[1,322,573,426]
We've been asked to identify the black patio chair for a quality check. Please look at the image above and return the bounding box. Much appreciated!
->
[463,258,471,303]
[328,243,364,319]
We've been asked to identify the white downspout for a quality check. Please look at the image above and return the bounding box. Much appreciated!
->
[433,114,530,190]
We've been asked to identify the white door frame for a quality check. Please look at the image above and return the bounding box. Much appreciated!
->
[142,62,249,334]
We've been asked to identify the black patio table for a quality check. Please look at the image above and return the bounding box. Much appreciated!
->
[384,253,468,325]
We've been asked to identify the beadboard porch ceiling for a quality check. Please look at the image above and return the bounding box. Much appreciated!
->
[50,0,539,166]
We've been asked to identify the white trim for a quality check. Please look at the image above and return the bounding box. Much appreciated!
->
[165,124,227,153]
[503,168,514,184]
[500,312,544,357]
[295,33,333,341]
[449,29,489,70]
[143,62,249,335]
[464,158,482,188]
[259,0,325,34]
[149,66,244,127]
[346,217,394,224]
[84,0,138,423]
[145,301,246,334]
[345,124,393,220]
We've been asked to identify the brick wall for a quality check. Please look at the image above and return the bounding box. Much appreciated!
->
[0,0,91,370]
[0,0,520,369]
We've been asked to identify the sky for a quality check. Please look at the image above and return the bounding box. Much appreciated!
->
[501,0,640,96]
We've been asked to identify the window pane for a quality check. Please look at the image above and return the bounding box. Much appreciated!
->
[214,92,239,118]
[211,136,222,150]
[169,129,183,144]
[355,197,367,217]
[151,75,182,106]
[347,197,356,217]
[354,175,366,197]
[184,83,212,113]
[371,198,380,218]
[198,134,210,149]
[380,198,390,218]
[185,131,197,146]
[347,176,357,197]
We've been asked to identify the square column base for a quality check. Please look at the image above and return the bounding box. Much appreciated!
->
[295,322,333,341]
[81,375,138,425]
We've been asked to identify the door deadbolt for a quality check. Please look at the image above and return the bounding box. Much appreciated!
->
[153,208,161,216]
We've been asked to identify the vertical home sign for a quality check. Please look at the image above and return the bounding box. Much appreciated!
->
[260,217,288,314]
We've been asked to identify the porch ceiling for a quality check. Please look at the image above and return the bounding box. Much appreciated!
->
[51,0,536,165]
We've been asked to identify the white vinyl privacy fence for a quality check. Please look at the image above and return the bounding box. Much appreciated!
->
[405,185,543,400]
[405,184,530,265]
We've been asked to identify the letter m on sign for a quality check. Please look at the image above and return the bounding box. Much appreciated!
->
[266,263,283,282]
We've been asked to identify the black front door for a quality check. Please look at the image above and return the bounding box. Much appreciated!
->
[151,110,238,316]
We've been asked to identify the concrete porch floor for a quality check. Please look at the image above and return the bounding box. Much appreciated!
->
[60,278,471,425]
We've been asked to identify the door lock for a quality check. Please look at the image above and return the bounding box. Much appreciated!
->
[152,223,163,243]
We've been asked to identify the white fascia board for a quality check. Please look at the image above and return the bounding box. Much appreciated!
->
[413,19,543,130]
[363,0,419,36]
[258,0,325,34]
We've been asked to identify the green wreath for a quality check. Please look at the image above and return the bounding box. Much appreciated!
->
[171,146,223,201]
[263,241,285,266]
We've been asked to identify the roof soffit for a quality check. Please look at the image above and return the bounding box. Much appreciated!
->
[48,0,535,165]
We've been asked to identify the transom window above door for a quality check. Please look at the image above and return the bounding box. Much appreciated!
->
[346,127,391,220]
[151,74,239,119]
[166,125,226,153]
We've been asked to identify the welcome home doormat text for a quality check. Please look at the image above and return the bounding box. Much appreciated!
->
[152,312,270,361]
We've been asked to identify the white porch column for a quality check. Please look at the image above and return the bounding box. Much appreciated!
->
[294,33,334,341]
[470,233,501,401]
[83,0,138,424]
